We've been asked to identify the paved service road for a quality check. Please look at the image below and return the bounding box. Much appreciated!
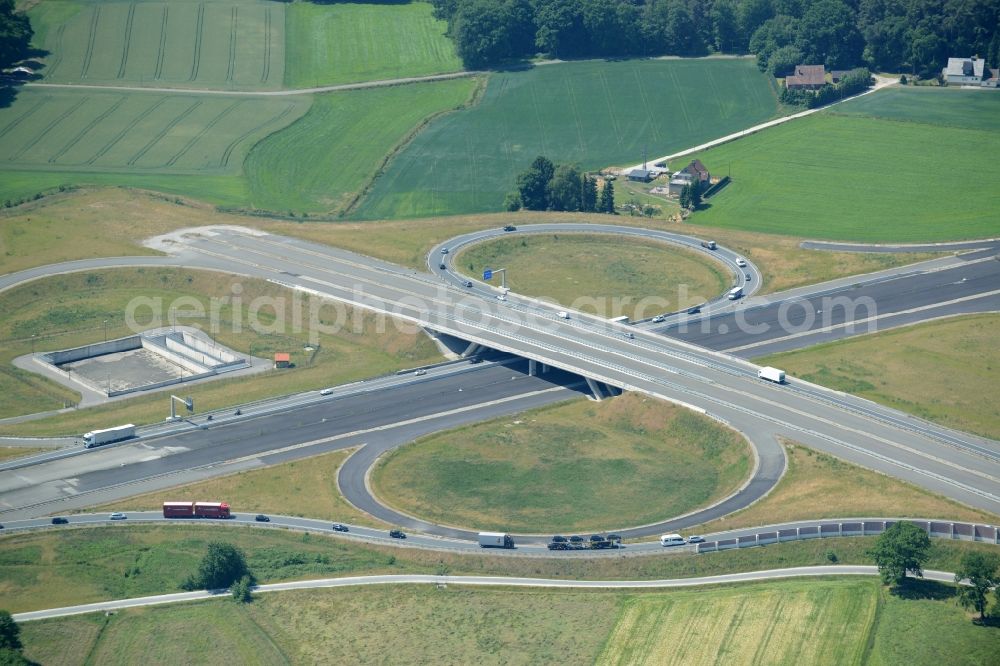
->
[12,566,960,622]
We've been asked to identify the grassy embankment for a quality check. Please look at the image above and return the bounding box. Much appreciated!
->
[372,394,751,533]
[453,234,729,318]
[759,314,1000,441]
[685,87,1000,241]
[0,269,441,429]
[15,575,1000,665]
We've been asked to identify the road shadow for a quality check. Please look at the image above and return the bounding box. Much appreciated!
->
[890,578,956,601]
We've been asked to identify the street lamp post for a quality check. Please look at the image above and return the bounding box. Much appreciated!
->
[31,334,36,354]
[103,319,108,342]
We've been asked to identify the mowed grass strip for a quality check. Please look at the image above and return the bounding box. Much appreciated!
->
[3,522,998,614]
[454,234,729,318]
[0,268,441,430]
[29,0,286,90]
[685,98,1000,241]
[94,448,387,528]
[758,314,1000,441]
[691,441,999,534]
[244,78,477,214]
[598,579,877,666]
[283,1,461,88]
[372,393,751,533]
[353,58,781,219]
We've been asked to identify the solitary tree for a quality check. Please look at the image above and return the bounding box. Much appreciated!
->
[0,611,21,651]
[868,522,931,586]
[954,551,1000,621]
[598,179,615,214]
[182,542,252,591]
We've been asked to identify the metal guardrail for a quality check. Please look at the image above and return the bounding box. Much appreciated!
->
[696,519,1000,553]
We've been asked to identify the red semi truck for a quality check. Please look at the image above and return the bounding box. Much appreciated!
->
[162,501,232,519]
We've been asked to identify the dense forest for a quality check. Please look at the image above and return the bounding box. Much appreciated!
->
[0,0,33,71]
[430,0,1000,78]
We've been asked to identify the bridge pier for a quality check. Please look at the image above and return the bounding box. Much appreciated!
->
[461,342,480,358]
[585,377,605,401]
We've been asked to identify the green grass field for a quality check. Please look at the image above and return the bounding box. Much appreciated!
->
[29,0,286,90]
[454,234,728,318]
[283,0,461,88]
[685,88,1000,241]
[244,78,477,214]
[17,579,1000,665]
[759,314,1000,441]
[0,88,309,173]
[372,394,751,533]
[353,58,781,219]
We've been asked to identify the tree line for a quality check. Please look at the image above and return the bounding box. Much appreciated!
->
[0,0,33,71]
[507,156,615,213]
[431,0,999,78]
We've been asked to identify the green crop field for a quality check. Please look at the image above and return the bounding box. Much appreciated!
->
[353,58,781,219]
[685,88,1000,242]
[0,88,308,174]
[599,579,877,665]
[244,77,477,214]
[372,394,751,533]
[29,0,286,90]
[283,0,461,88]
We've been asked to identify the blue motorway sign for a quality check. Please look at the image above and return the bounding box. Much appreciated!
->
[483,269,493,280]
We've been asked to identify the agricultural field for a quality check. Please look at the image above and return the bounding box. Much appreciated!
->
[353,58,782,219]
[28,0,286,90]
[372,393,751,533]
[283,0,461,88]
[759,314,1000,441]
[18,579,999,665]
[454,234,728,318]
[684,88,1000,242]
[0,87,308,173]
[244,77,477,214]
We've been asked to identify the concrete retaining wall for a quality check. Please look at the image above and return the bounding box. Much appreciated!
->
[43,337,141,365]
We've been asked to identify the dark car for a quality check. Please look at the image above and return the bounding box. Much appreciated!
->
[551,535,568,543]
[686,305,700,315]
[745,273,752,281]
[332,523,349,532]
[255,514,270,522]
[503,225,517,232]
[469,356,482,364]
[464,280,473,288]
[51,517,68,525]
[591,540,612,549]
[589,534,605,542]
[547,541,568,550]
[569,535,584,543]
[389,529,406,539]
[606,533,622,543]
[439,263,446,270]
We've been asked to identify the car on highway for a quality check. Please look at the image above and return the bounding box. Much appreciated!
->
[736,258,747,267]
[569,535,584,544]
[109,512,127,520]
[389,529,406,539]
[745,273,752,281]
[51,517,68,525]
[320,388,334,395]
[0,524,4,530]
[624,332,635,339]
[441,247,449,254]
[439,263,446,270]
[652,315,665,323]
[660,533,686,547]
[686,535,705,544]
[547,541,568,550]
[496,294,506,301]
[464,280,473,288]
[589,534,605,543]
[686,305,700,315]
[414,369,427,376]
[332,523,349,532]
[606,533,622,543]
[551,535,568,543]
[255,514,270,522]
[503,225,517,232]
[469,357,483,364]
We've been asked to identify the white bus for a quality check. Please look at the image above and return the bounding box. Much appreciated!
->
[727,286,743,300]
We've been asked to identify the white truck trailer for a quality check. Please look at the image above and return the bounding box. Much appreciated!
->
[478,532,515,549]
[727,285,743,300]
[83,424,136,448]
[758,367,786,384]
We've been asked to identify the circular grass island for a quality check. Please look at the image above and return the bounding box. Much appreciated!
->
[370,394,753,534]
[454,234,727,319]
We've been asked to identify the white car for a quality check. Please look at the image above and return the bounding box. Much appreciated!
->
[414,369,427,376]
[109,512,127,520]
[660,533,685,547]
[651,315,665,323]
[686,535,705,544]
[320,388,334,396]
[736,258,747,267]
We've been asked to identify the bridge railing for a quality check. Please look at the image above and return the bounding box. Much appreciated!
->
[696,519,999,553]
